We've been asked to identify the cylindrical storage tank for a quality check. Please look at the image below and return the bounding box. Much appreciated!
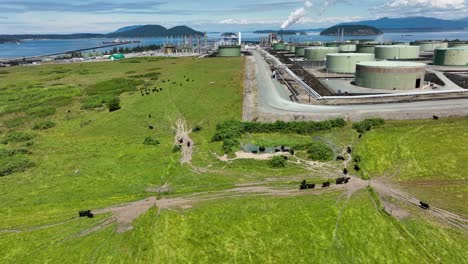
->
[355,61,426,90]
[433,48,468,66]
[415,41,448,52]
[295,46,306,56]
[218,46,241,57]
[305,47,339,61]
[273,42,285,50]
[357,44,377,54]
[374,45,420,60]
[289,45,296,53]
[284,44,290,51]
[449,42,468,48]
[326,53,375,73]
[339,44,357,53]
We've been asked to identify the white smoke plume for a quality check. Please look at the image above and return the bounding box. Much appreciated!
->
[281,0,314,29]
[281,0,346,29]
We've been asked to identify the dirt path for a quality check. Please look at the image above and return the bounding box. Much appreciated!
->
[72,181,366,236]
[173,116,193,164]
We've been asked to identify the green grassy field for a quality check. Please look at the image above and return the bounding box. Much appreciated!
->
[0,57,467,263]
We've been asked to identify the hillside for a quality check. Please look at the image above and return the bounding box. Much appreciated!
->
[0,25,204,40]
[340,16,468,31]
[112,25,144,33]
[320,25,383,36]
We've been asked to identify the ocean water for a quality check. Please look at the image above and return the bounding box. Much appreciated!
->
[1,31,468,59]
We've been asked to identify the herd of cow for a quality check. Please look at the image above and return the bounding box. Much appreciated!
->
[140,76,195,97]
[299,144,431,211]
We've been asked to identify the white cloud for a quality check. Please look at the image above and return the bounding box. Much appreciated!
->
[385,0,464,9]
[375,0,467,18]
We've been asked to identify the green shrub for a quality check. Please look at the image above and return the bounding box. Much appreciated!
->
[352,118,385,134]
[0,156,35,176]
[107,97,121,112]
[143,136,160,146]
[270,156,287,168]
[1,132,34,144]
[212,119,346,153]
[32,120,56,130]
[222,138,240,153]
[0,148,31,157]
[305,142,334,161]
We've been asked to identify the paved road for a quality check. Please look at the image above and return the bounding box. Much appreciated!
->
[251,51,468,121]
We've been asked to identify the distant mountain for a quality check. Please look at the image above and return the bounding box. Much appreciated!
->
[113,25,144,33]
[320,25,383,36]
[108,25,168,38]
[167,26,203,37]
[0,25,204,40]
[340,17,468,31]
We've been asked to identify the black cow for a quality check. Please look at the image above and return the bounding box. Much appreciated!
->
[148,125,154,129]
[187,142,191,147]
[178,138,183,144]
[322,182,331,188]
[344,177,350,184]
[419,201,430,210]
[336,177,345,185]
[289,149,295,155]
[359,134,362,139]
[280,145,285,151]
[300,180,307,190]
[343,168,348,175]
[299,180,315,190]
[336,156,345,161]
[347,146,352,154]
[433,116,439,120]
[259,146,266,152]
[79,210,94,218]
[149,114,152,118]
[67,110,71,113]
[354,164,360,171]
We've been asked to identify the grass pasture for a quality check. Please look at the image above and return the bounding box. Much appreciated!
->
[0,57,467,263]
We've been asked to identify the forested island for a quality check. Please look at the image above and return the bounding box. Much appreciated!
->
[320,25,383,36]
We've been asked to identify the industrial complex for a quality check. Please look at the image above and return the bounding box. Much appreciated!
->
[228,34,468,121]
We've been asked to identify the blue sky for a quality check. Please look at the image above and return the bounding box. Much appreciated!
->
[0,0,466,34]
